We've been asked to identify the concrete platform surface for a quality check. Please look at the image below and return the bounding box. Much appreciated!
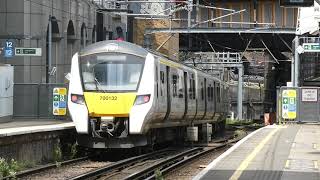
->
[194,124,320,180]
[0,118,74,137]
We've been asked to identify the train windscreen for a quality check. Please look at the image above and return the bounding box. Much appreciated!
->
[80,53,145,91]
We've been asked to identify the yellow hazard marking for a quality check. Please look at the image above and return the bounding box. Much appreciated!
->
[285,160,291,169]
[59,88,67,95]
[229,128,279,180]
[53,88,59,94]
[288,90,296,97]
[59,109,66,115]
[288,112,296,119]
[84,92,136,117]
[54,109,58,114]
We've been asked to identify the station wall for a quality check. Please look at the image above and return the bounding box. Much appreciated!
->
[0,0,127,84]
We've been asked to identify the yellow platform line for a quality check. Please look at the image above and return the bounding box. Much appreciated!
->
[229,128,279,180]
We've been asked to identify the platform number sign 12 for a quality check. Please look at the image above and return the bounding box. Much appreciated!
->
[53,87,67,116]
[4,40,14,58]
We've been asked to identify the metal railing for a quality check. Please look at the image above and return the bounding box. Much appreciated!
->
[13,83,68,119]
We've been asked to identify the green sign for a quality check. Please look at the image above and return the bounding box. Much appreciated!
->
[15,48,42,56]
[303,43,320,52]
[53,95,59,101]
[16,49,35,54]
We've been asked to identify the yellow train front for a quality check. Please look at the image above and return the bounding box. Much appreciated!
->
[68,40,229,149]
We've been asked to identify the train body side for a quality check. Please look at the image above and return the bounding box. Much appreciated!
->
[67,40,229,148]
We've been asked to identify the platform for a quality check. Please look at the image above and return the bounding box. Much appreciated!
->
[0,118,74,137]
[194,124,320,180]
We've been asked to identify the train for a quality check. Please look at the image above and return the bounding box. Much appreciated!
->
[67,40,229,149]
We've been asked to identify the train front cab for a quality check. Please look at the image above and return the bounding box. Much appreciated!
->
[68,49,157,148]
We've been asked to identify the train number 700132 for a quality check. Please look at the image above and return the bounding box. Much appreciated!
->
[100,96,118,100]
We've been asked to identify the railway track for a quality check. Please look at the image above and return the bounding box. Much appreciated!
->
[3,131,243,179]
[69,136,241,180]
[69,148,184,180]
[127,138,240,180]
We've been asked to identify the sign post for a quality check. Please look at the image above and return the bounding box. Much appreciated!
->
[282,89,297,119]
[53,87,67,116]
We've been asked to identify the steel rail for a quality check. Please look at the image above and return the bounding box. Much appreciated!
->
[128,137,242,180]
[124,147,203,180]
[69,148,173,180]
[146,142,234,180]
[2,156,89,179]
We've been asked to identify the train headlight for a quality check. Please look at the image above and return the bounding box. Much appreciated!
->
[134,94,150,105]
[71,94,85,104]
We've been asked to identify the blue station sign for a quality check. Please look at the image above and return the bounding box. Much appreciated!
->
[4,40,14,58]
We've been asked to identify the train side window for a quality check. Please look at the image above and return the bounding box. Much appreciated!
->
[211,87,214,101]
[207,84,212,101]
[189,78,193,99]
[201,82,204,100]
[156,66,158,98]
[207,86,210,101]
[217,84,221,103]
[160,71,164,83]
[188,74,196,100]
[213,82,216,102]
[192,79,196,99]
[160,71,164,96]
[178,75,183,98]
[172,75,178,97]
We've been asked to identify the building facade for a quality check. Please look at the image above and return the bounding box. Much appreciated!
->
[0,0,127,84]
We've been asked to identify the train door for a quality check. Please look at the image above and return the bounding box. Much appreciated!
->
[196,76,205,120]
[168,69,185,120]
[157,64,167,122]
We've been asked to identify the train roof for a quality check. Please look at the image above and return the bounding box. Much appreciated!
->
[146,49,224,84]
[79,40,149,57]
[79,41,226,85]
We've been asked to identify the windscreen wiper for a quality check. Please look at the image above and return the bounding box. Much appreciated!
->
[94,77,107,93]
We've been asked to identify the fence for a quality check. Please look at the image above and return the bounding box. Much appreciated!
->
[13,83,68,119]
[277,86,320,123]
